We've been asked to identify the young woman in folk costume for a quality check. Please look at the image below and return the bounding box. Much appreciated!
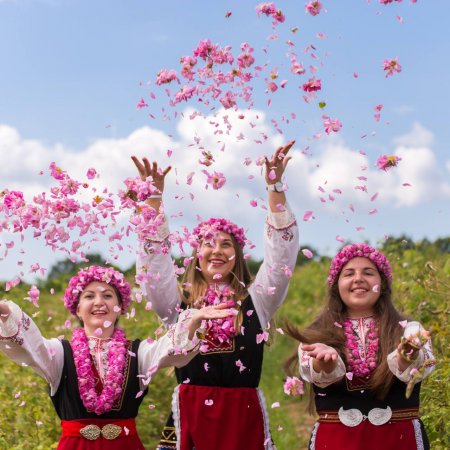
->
[132,141,299,450]
[0,265,232,450]
[285,243,435,450]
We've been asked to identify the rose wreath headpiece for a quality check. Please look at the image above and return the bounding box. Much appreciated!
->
[64,265,132,315]
[191,218,247,248]
[327,243,392,285]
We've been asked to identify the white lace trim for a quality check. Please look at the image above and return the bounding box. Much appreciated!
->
[256,388,276,450]
[171,385,181,450]
[309,422,319,450]
[413,419,425,450]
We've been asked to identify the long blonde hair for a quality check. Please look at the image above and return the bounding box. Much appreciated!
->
[181,233,253,334]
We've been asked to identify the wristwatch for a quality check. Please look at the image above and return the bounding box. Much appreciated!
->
[266,181,284,193]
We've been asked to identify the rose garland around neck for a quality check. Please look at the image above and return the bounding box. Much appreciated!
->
[71,327,128,415]
[343,318,379,379]
[201,285,237,349]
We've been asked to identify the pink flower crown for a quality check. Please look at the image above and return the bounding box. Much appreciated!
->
[64,266,132,316]
[327,243,392,285]
[191,218,247,248]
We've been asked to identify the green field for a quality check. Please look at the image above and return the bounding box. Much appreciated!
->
[0,241,448,449]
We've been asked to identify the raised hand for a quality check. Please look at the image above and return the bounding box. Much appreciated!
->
[264,140,295,185]
[131,156,171,195]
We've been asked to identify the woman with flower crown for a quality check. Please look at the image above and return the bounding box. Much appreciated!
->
[285,243,435,450]
[0,265,232,450]
[132,141,299,450]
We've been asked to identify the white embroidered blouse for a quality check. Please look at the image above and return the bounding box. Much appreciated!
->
[136,203,299,330]
[0,300,202,395]
[298,317,435,388]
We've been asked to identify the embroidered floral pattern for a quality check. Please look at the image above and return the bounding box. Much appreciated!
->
[344,317,379,378]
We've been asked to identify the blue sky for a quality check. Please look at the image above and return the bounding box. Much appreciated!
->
[0,0,449,281]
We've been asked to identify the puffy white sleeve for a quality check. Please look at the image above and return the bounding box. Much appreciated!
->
[0,300,64,396]
[249,202,299,328]
[298,344,346,388]
[136,215,181,327]
[137,309,203,390]
[387,321,435,384]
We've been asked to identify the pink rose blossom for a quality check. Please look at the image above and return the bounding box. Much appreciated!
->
[86,168,97,180]
[291,61,306,75]
[376,154,402,171]
[204,170,226,190]
[155,69,179,86]
[383,57,402,77]
[323,116,342,134]
[305,1,323,16]
[283,376,304,396]
[256,2,285,23]
[219,91,237,109]
[302,77,322,92]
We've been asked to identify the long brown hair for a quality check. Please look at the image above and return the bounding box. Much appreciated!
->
[181,233,253,334]
[285,272,406,413]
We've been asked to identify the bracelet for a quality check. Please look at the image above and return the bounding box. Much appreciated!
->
[148,194,162,199]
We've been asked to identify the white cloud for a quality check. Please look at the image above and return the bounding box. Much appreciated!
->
[1,117,449,282]
[393,122,434,147]
[2,118,449,217]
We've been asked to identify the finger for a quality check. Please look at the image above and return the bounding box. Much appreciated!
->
[212,303,230,310]
[282,140,295,155]
[282,156,293,169]
[131,156,145,175]
[139,158,150,177]
[301,343,315,351]
[162,166,172,176]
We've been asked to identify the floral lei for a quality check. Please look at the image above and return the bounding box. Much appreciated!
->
[202,285,236,347]
[71,327,128,415]
[343,318,379,378]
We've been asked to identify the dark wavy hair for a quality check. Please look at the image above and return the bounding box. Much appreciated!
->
[284,272,407,413]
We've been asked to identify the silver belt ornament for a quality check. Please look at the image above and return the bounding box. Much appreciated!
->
[338,406,392,427]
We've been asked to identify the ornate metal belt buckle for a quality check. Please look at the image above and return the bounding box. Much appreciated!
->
[368,406,392,425]
[101,424,122,440]
[338,407,364,427]
[80,424,101,440]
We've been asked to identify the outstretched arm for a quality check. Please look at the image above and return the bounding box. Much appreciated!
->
[250,141,299,327]
[0,300,64,395]
[299,342,346,387]
[137,304,233,389]
[388,321,435,385]
[132,156,181,326]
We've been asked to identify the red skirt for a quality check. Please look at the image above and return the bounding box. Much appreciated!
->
[176,384,274,450]
[311,419,428,450]
[57,418,145,450]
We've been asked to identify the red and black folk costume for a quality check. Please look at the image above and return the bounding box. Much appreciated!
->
[137,205,299,450]
[299,318,435,450]
[0,299,200,449]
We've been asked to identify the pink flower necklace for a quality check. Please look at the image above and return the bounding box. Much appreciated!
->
[343,318,379,378]
[202,285,236,346]
[71,327,128,415]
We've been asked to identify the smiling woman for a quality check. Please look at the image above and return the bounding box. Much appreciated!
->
[285,244,436,450]
[133,141,299,450]
[0,265,234,450]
